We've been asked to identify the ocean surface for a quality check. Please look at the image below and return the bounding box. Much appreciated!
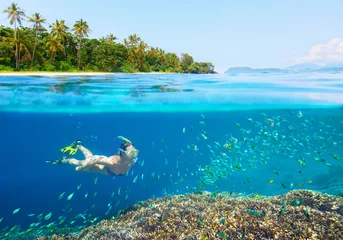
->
[0,72,342,239]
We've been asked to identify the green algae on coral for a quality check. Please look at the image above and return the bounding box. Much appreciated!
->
[35,190,343,240]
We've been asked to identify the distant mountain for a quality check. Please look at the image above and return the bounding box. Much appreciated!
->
[225,63,343,74]
[225,67,284,74]
[322,63,343,69]
[286,63,321,70]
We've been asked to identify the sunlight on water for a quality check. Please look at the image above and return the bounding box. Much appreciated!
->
[0,73,342,113]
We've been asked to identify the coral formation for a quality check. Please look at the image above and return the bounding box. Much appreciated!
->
[36,190,343,240]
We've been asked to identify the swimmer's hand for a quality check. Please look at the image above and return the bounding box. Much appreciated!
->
[60,145,78,155]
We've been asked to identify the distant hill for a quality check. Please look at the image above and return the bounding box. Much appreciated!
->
[322,63,343,69]
[286,63,321,70]
[225,63,343,74]
[225,67,284,74]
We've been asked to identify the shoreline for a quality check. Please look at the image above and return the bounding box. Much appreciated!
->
[0,71,174,77]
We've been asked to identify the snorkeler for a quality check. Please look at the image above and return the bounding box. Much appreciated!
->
[46,136,139,176]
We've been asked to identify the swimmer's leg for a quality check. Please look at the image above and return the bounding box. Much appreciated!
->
[46,156,84,166]
[78,145,93,159]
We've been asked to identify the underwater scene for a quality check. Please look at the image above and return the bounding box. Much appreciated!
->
[1,73,343,239]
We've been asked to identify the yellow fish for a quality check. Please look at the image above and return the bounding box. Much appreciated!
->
[269,180,274,184]
[308,180,313,184]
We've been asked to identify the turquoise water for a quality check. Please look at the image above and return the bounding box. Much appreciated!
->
[0,72,342,239]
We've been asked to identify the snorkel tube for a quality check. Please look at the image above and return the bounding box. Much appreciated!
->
[117,136,139,163]
[117,136,132,144]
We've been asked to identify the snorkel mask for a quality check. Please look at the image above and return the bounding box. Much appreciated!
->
[117,136,139,162]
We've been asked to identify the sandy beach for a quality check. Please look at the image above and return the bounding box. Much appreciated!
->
[0,72,172,77]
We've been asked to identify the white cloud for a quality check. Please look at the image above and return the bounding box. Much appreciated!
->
[296,38,343,64]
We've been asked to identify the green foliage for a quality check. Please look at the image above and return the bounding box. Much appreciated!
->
[0,64,13,71]
[42,62,56,71]
[120,62,137,73]
[1,3,216,73]
[59,61,77,71]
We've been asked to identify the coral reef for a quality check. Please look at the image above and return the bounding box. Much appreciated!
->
[36,190,343,240]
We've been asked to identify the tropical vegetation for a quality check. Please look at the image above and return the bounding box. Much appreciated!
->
[0,3,215,73]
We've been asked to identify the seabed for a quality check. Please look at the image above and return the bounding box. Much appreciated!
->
[36,190,343,240]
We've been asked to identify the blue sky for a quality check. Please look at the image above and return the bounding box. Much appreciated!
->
[1,0,343,72]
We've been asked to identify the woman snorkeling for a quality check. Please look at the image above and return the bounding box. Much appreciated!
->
[46,136,139,176]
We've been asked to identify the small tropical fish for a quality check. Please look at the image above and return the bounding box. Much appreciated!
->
[308,180,313,184]
[272,170,279,175]
[201,133,208,140]
[182,127,186,133]
[44,212,52,221]
[201,114,206,120]
[94,177,98,185]
[58,192,65,200]
[114,200,120,208]
[299,183,304,187]
[47,222,55,228]
[331,153,340,161]
[0,217,3,223]
[236,123,241,128]
[118,187,121,195]
[67,192,74,201]
[133,175,138,183]
[28,214,35,217]
[297,110,303,118]
[269,180,274,184]
[297,157,306,167]
[246,118,254,123]
[223,143,232,150]
[93,192,97,198]
[84,193,88,199]
[13,208,20,214]
[77,184,82,190]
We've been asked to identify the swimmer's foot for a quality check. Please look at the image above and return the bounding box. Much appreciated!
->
[46,156,66,164]
[71,140,83,147]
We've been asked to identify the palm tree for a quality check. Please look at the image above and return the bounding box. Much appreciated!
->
[28,12,46,66]
[3,3,25,69]
[72,19,90,68]
[106,34,117,44]
[50,20,69,55]
[46,35,64,62]
[16,27,32,66]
